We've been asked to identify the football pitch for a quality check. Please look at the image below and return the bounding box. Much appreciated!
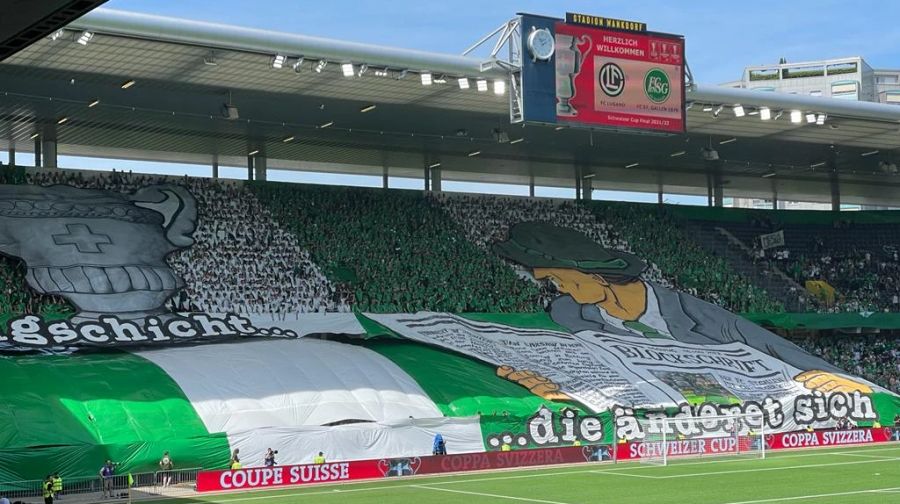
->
[165,444,900,504]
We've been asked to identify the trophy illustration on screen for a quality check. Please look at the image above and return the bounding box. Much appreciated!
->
[555,34,592,116]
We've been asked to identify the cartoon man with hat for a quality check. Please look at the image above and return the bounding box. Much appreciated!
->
[493,221,871,395]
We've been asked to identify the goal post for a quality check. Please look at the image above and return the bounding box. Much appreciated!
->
[636,412,766,466]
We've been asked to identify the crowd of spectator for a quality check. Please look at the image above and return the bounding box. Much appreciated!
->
[775,248,900,313]
[23,170,347,316]
[3,169,900,395]
[795,335,900,394]
[433,193,669,308]
[252,183,540,313]
[434,194,781,314]
[589,203,784,313]
[0,256,72,325]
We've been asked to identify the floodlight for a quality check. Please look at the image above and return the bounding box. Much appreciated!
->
[76,31,93,46]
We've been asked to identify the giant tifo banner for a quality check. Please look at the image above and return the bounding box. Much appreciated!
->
[368,313,887,438]
[519,12,684,133]
[0,181,897,483]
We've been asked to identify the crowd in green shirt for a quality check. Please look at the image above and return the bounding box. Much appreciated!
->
[588,202,784,314]
[251,183,541,313]
[796,334,900,394]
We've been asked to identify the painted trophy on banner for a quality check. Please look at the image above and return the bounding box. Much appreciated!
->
[555,33,592,116]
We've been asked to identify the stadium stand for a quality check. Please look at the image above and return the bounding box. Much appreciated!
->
[588,202,784,314]
[251,182,541,313]
[434,193,782,314]
[24,170,347,316]
[795,334,900,393]
[1,171,898,487]
[684,208,900,314]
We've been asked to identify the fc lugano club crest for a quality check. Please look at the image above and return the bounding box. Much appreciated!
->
[598,62,625,97]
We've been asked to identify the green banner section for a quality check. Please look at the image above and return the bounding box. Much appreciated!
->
[743,312,900,330]
[361,338,592,449]
[362,339,582,418]
[0,351,230,481]
[871,392,900,426]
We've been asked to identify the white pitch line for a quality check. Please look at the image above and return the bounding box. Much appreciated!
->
[649,456,900,479]
[834,451,900,460]
[721,486,900,504]
[411,484,572,504]
[589,470,662,479]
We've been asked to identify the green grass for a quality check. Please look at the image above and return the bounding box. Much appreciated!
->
[165,444,900,504]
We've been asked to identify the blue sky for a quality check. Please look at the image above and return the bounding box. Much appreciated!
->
[105,0,900,85]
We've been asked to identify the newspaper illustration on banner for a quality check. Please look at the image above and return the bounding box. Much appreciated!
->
[367,312,652,412]
[759,230,785,250]
[368,312,882,434]
[574,332,810,407]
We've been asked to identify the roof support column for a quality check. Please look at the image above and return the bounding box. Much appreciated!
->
[706,172,713,207]
[574,166,582,201]
[829,148,840,212]
[432,166,441,192]
[713,176,724,207]
[41,138,58,168]
[7,145,14,167]
[772,183,778,210]
[582,174,592,201]
[33,135,41,167]
[658,183,664,206]
[40,124,57,168]
[529,172,535,197]
[212,155,219,179]
[254,155,267,181]
[382,165,388,189]
[830,171,840,212]
[247,155,254,181]
[708,161,724,207]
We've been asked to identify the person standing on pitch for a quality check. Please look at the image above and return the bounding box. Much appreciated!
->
[51,473,62,500]
[313,452,325,464]
[432,434,446,455]
[264,448,277,467]
[158,451,173,487]
[99,461,115,499]
[42,475,54,504]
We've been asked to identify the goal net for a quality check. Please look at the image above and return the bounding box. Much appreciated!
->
[636,412,766,466]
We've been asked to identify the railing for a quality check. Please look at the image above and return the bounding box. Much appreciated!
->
[0,467,202,503]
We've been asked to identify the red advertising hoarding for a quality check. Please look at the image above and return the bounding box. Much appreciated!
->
[196,445,612,492]
[554,22,684,133]
[616,435,754,461]
[616,427,897,461]
[765,427,896,450]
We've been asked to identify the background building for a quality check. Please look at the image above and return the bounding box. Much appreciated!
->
[725,57,900,210]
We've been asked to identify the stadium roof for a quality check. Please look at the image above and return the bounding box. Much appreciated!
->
[1,8,900,204]
[0,0,108,61]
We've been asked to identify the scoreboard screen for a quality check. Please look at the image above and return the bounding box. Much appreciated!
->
[519,13,685,134]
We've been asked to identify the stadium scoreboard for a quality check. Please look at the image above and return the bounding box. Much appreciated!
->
[517,12,685,134]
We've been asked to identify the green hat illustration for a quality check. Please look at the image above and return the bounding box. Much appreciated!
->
[493,221,646,280]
